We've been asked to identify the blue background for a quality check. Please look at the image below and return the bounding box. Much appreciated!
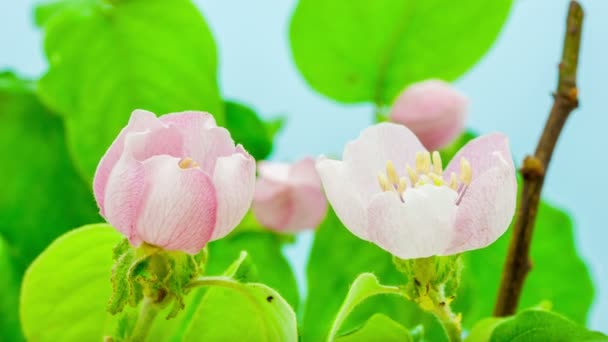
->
[1,0,606,331]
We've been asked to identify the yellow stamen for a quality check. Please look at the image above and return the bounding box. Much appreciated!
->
[449,172,458,190]
[178,157,199,169]
[377,172,391,192]
[397,177,408,193]
[406,165,418,184]
[415,152,426,174]
[429,173,444,186]
[432,151,443,175]
[385,160,399,185]
[460,157,472,185]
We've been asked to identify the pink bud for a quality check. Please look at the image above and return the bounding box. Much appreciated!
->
[253,158,328,232]
[389,79,468,150]
[93,110,256,254]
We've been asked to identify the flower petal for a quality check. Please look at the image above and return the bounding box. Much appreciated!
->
[444,153,517,254]
[343,123,426,200]
[444,133,513,180]
[288,157,322,187]
[210,146,256,240]
[160,111,236,174]
[316,157,369,240]
[258,161,290,183]
[93,109,162,214]
[136,155,217,254]
[367,185,458,259]
[102,125,184,242]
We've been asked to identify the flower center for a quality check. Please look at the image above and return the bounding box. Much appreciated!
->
[377,151,472,204]
[178,157,199,169]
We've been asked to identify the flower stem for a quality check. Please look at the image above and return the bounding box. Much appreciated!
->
[429,298,462,342]
[129,298,161,342]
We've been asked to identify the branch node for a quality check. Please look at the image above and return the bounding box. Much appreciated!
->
[521,156,545,179]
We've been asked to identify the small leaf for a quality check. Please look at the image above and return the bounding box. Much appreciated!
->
[225,101,283,160]
[328,273,403,341]
[289,0,512,104]
[37,0,223,180]
[20,225,122,341]
[336,314,413,342]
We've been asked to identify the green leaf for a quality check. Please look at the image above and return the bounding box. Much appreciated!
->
[302,208,446,342]
[289,0,512,104]
[336,314,413,342]
[0,71,100,271]
[225,101,284,160]
[0,236,23,342]
[456,201,594,327]
[20,224,122,341]
[328,273,403,341]
[38,0,223,180]
[473,309,608,342]
[465,317,506,342]
[207,230,300,310]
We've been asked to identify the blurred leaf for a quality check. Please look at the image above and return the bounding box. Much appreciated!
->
[207,230,300,310]
[466,309,608,342]
[20,225,121,341]
[302,208,446,342]
[456,201,595,328]
[327,273,404,341]
[37,0,223,180]
[0,237,23,342]
[225,101,284,160]
[290,0,512,104]
[336,314,413,342]
[0,72,100,270]
[182,255,298,341]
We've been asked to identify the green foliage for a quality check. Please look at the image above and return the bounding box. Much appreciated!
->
[335,314,413,342]
[302,208,446,342]
[207,230,300,309]
[0,237,23,342]
[20,224,122,341]
[289,0,512,104]
[182,252,298,341]
[327,273,403,341]
[37,0,223,180]
[225,101,285,160]
[467,309,608,342]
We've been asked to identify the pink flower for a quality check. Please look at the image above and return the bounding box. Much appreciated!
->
[389,79,468,150]
[316,123,516,259]
[253,158,327,232]
[93,110,256,254]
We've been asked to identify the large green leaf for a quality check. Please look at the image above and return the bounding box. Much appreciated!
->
[302,208,445,342]
[20,224,121,341]
[0,72,100,270]
[37,0,223,180]
[467,309,608,342]
[0,237,22,342]
[336,314,413,342]
[225,101,284,160]
[289,0,512,104]
[456,201,594,327]
[207,229,300,310]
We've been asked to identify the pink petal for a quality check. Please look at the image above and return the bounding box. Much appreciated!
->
[444,133,514,180]
[136,155,218,254]
[102,126,185,242]
[316,158,369,240]
[210,146,256,240]
[288,157,322,187]
[93,109,163,215]
[160,111,236,174]
[389,79,468,150]
[444,153,517,254]
[343,123,426,201]
[367,185,458,259]
[258,162,290,183]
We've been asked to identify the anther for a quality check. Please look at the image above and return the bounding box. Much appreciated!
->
[178,157,199,169]
[397,177,408,193]
[377,172,391,192]
[385,160,399,185]
[406,165,418,184]
[432,151,443,175]
[449,172,458,190]
[429,173,444,186]
[415,152,431,174]
[460,157,472,185]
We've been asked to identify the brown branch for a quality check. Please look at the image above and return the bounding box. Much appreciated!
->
[494,1,584,317]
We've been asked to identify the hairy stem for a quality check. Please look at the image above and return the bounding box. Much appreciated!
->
[129,298,161,342]
[494,0,584,316]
